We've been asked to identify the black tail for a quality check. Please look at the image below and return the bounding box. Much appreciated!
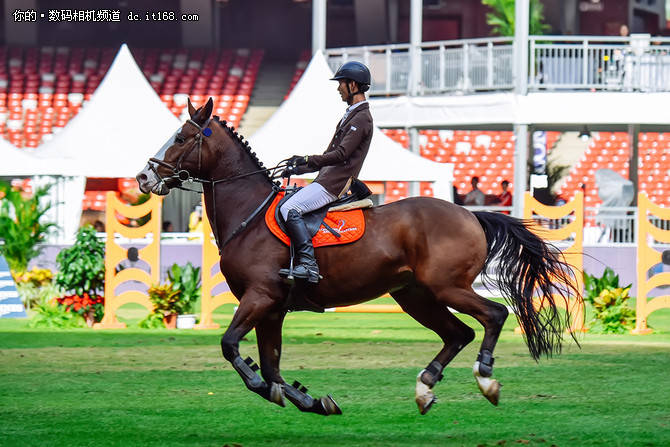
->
[473,211,581,360]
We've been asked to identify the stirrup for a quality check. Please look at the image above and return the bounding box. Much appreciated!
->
[292,264,322,284]
[278,265,322,284]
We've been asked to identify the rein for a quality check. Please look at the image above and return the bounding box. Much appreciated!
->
[147,118,285,252]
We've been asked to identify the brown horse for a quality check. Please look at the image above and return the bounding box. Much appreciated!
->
[137,98,581,416]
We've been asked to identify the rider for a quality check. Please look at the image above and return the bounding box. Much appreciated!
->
[278,61,373,284]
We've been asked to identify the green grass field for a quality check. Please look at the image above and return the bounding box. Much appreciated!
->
[1,305,669,447]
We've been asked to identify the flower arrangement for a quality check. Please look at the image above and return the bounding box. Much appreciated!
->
[583,267,636,334]
[13,267,53,286]
[56,292,104,326]
[13,267,56,309]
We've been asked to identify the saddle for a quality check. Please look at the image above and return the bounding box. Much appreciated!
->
[265,185,373,248]
[265,182,373,313]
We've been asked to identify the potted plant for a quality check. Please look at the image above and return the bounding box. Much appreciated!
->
[53,225,106,327]
[168,262,201,329]
[141,262,201,329]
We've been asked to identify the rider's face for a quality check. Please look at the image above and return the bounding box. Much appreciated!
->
[337,79,351,103]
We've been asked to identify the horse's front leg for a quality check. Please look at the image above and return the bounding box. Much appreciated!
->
[220,291,285,407]
[255,311,342,416]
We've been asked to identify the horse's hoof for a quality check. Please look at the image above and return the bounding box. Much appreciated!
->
[475,376,500,406]
[415,374,437,415]
[320,395,342,415]
[270,382,286,407]
[483,380,500,406]
[416,391,436,415]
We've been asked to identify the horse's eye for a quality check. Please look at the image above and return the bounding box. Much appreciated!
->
[175,134,186,144]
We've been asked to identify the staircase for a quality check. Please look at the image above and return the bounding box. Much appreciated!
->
[238,62,295,137]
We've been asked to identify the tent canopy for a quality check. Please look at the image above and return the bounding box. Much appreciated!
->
[0,139,57,176]
[248,51,452,197]
[32,44,181,178]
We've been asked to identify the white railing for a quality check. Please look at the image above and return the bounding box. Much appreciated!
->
[464,205,670,245]
[324,35,670,95]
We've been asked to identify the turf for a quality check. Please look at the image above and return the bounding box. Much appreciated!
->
[1,308,669,447]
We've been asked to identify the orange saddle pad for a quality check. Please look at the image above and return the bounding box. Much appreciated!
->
[265,193,366,247]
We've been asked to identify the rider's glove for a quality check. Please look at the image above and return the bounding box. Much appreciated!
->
[288,155,308,167]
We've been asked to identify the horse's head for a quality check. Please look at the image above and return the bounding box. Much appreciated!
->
[137,97,215,195]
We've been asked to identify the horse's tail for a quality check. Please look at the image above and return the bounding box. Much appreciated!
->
[473,211,581,360]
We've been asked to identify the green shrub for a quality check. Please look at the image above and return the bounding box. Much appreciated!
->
[52,225,106,326]
[55,225,105,297]
[29,296,85,329]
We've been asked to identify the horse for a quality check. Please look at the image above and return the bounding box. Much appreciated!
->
[136,98,581,416]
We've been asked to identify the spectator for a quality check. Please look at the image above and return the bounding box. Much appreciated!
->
[452,185,464,205]
[188,205,204,239]
[496,180,512,213]
[463,176,485,206]
[162,221,174,232]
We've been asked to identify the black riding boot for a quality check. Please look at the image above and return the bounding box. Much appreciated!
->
[278,210,321,283]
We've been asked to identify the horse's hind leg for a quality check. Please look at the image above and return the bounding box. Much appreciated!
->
[391,287,476,415]
[438,287,509,406]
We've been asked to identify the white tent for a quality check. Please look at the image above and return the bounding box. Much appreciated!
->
[248,51,453,199]
[0,138,67,176]
[25,44,181,242]
[32,44,181,177]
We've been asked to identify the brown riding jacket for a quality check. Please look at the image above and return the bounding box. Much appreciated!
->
[300,101,373,198]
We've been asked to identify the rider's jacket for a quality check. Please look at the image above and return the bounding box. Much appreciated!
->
[299,101,373,198]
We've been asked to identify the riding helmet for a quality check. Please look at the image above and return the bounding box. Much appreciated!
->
[330,61,371,92]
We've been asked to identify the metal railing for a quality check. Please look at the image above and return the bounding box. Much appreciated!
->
[324,35,670,95]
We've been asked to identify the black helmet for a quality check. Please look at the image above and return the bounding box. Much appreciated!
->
[330,61,371,92]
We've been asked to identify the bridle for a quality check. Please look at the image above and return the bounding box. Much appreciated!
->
[148,118,209,190]
[146,118,287,251]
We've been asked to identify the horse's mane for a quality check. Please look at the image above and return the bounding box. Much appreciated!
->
[212,115,278,186]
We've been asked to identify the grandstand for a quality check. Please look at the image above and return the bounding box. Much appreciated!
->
[0,46,262,148]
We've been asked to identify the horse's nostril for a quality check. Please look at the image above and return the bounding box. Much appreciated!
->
[136,173,147,183]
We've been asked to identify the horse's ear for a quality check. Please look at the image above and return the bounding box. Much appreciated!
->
[188,98,197,118]
[202,97,214,120]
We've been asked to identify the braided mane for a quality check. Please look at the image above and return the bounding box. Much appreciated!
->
[212,115,278,185]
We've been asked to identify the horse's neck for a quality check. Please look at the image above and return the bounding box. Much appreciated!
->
[203,176,273,247]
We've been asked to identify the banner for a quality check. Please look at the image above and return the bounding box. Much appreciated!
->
[532,131,547,174]
[0,255,27,318]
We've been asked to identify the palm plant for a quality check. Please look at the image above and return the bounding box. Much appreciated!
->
[0,181,56,272]
[482,0,551,36]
